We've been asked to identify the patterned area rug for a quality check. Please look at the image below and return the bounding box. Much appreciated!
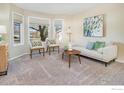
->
[0,51,124,85]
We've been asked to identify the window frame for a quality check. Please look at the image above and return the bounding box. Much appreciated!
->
[28,16,51,43]
[53,19,64,42]
[12,12,24,47]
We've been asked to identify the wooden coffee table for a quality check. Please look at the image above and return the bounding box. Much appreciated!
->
[62,49,81,68]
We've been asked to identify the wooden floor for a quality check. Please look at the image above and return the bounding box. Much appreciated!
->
[0,51,124,85]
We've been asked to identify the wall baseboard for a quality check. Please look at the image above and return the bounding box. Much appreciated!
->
[8,53,29,61]
[116,59,124,63]
[8,53,124,64]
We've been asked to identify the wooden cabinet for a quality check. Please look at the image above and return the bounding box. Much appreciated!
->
[0,43,8,76]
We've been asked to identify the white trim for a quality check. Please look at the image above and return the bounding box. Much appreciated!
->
[116,59,124,63]
[12,12,24,47]
[28,16,30,44]
[8,53,29,61]
[28,16,51,43]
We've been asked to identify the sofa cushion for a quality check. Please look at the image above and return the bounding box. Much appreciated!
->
[78,47,103,60]
[86,42,95,50]
[93,41,105,50]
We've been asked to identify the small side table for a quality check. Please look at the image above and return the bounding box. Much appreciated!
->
[62,49,81,68]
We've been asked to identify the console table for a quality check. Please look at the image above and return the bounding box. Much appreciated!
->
[0,43,8,76]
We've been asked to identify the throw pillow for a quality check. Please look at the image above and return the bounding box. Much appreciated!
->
[86,42,95,50]
[93,41,105,50]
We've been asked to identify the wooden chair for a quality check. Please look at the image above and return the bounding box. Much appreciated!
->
[30,38,45,58]
[46,39,59,55]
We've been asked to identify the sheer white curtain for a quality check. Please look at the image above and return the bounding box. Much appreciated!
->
[53,19,64,43]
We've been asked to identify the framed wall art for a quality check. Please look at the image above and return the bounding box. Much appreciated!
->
[83,14,104,37]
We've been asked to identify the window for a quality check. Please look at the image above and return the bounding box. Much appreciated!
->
[12,12,24,46]
[14,22,21,43]
[28,17,50,42]
[53,19,64,42]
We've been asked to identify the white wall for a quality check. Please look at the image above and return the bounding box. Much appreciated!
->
[68,4,124,62]
[70,4,124,43]
[0,4,10,42]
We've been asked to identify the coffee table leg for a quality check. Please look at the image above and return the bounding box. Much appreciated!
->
[62,52,64,59]
[78,55,81,64]
[58,46,59,53]
[43,48,45,56]
[49,47,51,55]
[69,55,71,68]
[53,47,54,51]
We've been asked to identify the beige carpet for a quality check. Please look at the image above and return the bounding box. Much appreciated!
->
[0,51,124,85]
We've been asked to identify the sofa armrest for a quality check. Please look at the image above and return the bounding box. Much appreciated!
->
[97,45,118,61]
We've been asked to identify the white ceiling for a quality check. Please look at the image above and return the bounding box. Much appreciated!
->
[14,3,101,15]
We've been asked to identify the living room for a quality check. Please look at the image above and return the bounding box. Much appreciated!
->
[0,3,124,87]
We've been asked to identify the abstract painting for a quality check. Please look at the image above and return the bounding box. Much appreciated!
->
[83,15,104,37]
